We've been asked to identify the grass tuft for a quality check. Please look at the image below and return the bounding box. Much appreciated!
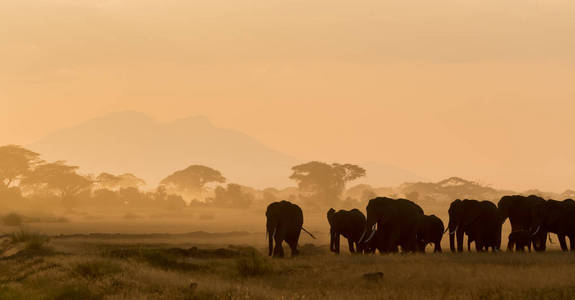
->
[235,250,274,277]
[104,248,206,272]
[73,260,122,279]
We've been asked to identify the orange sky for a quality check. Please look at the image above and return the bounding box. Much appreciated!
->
[1,0,574,192]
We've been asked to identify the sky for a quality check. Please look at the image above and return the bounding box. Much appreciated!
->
[1,0,574,192]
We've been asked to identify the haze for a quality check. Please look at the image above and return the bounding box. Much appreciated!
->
[1,0,574,192]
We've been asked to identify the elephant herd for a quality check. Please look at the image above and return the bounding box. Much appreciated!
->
[266,195,575,257]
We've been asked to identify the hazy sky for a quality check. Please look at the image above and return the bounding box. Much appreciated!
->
[1,0,574,191]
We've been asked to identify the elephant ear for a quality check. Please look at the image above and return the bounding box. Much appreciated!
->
[546,205,562,227]
[327,208,336,226]
[461,201,481,227]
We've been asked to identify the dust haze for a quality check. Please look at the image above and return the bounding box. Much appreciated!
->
[2,0,575,299]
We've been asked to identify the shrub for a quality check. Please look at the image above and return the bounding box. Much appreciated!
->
[9,229,50,253]
[235,251,274,277]
[51,284,102,300]
[74,260,122,279]
[104,248,205,272]
[2,213,23,226]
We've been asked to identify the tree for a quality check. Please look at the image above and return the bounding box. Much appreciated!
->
[23,161,92,208]
[152,185,186,210]
[289,161,366,206]
[211,183,254,209]
[96,172,146,190]
[160,165,225,198]
[0,145,41,188]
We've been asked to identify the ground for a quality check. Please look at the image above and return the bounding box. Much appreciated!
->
[1,206,574,299]
[2,231,575,300]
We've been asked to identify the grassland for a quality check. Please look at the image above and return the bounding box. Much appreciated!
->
[2,229,575,300]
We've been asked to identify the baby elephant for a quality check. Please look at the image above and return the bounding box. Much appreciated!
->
[507,230,532,252]
[327,208,366,254]
[416,215,445,253]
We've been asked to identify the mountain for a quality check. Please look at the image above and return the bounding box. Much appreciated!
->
[29,111,421,188]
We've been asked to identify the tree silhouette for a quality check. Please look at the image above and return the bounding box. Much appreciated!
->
[160,165,225,197]
[289,161,366,206]
[96,172,146,190]
[0,145,41,189]
[23,161,92,207]
[212,183,254,209]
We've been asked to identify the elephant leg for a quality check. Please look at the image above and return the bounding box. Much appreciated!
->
[348,239,355,254]
[289,239,299,256]
[559,235,568,251]
[386,231,401,253]
[335,234,341,254]
[475,241,483,252]
[274,240,284,258]
[569,236,575,252]
[507,239,515,252]
[434,241,442,253]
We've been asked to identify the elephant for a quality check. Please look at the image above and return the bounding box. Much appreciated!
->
[498,195,547,251]
[507,230,532,252]
[447,199,502,252]
[327,208,366,254]
[266,200,315,258]
[361,197,424,253]
[530,199,575,252]
[416,214,444,253]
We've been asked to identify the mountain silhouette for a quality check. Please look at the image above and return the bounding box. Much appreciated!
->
[29,111,421,188]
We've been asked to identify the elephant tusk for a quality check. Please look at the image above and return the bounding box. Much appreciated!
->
[449,226,458,236]
[532,225,541,236]
[271,228,277,239]
[364,230,377,243]
[359,231,367,243]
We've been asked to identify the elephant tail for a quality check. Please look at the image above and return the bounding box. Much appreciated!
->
[301,227,317,239]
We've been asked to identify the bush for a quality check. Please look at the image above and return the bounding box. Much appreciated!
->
[235,251,274,277]
[51,284,102,300]
[2,213,23,226]
[9,229,50,252]
[74,260,122,279]
[104,248,205,272]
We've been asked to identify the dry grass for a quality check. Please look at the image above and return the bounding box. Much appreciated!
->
[1,234,575,300]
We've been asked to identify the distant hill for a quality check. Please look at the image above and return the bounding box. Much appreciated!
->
[29,111,421,189]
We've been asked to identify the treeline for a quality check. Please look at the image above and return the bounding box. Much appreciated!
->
[0,145,369,211]
[1,145,572,213]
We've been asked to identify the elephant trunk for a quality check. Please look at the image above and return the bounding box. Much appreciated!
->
[456,227,464,252]
[268,229,273,256]
[448,224,458,252]
[329,230,335,252]
[449,230,456,252]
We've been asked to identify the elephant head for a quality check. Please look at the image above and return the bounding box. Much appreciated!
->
[327,208,337,252]
[447,199,482,252]
[497,196,514,223]
[360,197,399,244]
[530,200,561,236]
[265,202,283,256]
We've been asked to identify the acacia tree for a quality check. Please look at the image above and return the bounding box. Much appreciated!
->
[212,183,254,209]
[23,161,92,208]
[289,161,366,206]
[160,165,225,199]
[96,172,146,190]
[0,145,41,189]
